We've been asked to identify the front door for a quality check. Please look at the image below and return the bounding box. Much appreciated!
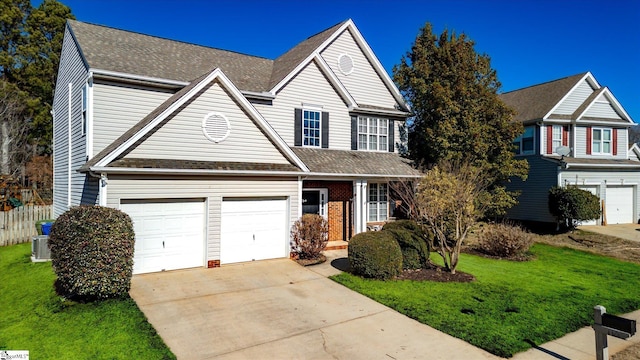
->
[302,189,328,218]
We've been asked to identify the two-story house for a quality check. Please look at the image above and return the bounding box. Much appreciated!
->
[52,19,420,274]
[501,72,638,226]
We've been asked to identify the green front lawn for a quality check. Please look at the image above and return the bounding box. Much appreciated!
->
[332,243,640,358]
[0,243,175,359]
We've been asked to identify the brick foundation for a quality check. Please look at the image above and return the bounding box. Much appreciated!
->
[207,260,220,268]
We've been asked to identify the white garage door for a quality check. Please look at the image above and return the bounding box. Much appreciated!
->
[121,199,205,274]
[606,186,634,224]
[220,198,288,264]
[578,186,599,225]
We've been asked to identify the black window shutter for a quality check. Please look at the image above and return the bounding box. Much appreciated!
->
[294,108,302,146]
[351,115,358,150]
[321,112,329,148]
[388,119,395,152]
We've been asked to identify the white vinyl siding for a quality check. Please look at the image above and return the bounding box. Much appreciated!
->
[554,79,595,115]
[52,27,89,217]
[560,170,639,224]
[92,81,173,155]
[253,61,350,149]
[125,81,290,164]
[107,176,298,262]
[320,28,398,109]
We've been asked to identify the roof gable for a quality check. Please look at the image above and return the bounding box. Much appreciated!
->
[84,69,308,172]
[575,87,633,123]
[500,72,587,122]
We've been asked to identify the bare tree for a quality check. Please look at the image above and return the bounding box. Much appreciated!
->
[0,80,31,177]
[416,161,491,274]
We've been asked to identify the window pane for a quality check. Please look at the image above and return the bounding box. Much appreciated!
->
[369,135,377,150]
[593,142,601,153]
[513,141,521,155]
[379,202,388,221]
[369,183,378,201]
[380,184,388,201]
[593,129,601,141]
[523,126,534,137]
[603,130,611,141]
[603,142,611,153]
[369,203,378,221]
[379,119,388,135]
[358,134,367,149]
[523,138,534,152]
[379,136,387,151]
[369,118,377,134]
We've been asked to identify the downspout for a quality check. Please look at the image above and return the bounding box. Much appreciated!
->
[88,171,108,206]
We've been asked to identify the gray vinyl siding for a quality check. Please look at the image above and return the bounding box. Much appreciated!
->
[52,26,89,217]
[560,169,640,223]
[320,28,398,109]
[583,100,623,119]
[254,61,351,149]
[106,176,299,262]
[505,156,559,223]
[574,126,628,159]
[554,79,594,115]
[125,81,290,164]
[92,81,173,155]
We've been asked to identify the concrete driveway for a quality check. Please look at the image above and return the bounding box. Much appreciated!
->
[130,253,498,359]
[580,224,640,243]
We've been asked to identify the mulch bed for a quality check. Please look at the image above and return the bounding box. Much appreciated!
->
[395,265,475,282]
[295,255,326,266]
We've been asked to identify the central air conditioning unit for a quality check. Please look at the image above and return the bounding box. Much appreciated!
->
[31,235,51,262]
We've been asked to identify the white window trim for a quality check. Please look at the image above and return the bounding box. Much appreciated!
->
[514,125,535,156]
[357,116,389,152]
[592,127,612,155]
[302,107,322,148]
[367,182,388,222]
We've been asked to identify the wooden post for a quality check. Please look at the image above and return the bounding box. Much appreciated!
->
[594,305,609,360]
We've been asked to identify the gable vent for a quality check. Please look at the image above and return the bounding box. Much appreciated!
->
[338,53,354,75]
[202,112,231,143]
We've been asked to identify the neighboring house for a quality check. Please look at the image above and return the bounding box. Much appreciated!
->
[501,72,639,226]
[52,19,420,274]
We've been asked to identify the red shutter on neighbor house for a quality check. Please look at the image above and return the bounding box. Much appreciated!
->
[586,126,592,155]
[547,125,553,154]
[562,126,569,146]
[613,129,618,155]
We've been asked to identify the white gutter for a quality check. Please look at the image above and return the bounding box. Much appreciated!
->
[563,163,640,169]
[241,90,276,100]
[90,68,189,87]
[349,106,412,117]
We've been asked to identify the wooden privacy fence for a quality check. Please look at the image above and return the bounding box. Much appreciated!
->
[0,205,53,246]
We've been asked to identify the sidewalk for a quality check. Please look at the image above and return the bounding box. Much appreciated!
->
[316,248,640,359]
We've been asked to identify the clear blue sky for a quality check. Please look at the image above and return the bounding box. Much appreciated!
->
[50,0,640,122]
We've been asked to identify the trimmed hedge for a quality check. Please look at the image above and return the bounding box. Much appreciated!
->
[48,206,135,301]
[549,186,601,230]
[348,230,402,279]
[383,220,430,269]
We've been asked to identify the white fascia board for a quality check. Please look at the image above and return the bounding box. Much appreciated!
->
[306,172,422,179]
[349,106,411,117]
[345,20,410,113]
[95,69,223,167]
[564,163,640,169]
[538,119,572,124]
[575,119,634,127]
[314,55,357,107]
[270,21,351,95]
[241,90,276,100]
[213,71,310,172]
[543,72,596,120]
[88,166,303,177]
[90,68,189,87]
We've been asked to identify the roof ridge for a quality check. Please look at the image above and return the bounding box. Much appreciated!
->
[501,72,588,95]
[68,19,272,61]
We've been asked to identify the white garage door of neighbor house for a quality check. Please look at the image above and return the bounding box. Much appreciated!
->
[220,198,288,264]
[578,186,599,225]
[606,186,634,224]
[121,200,205,274]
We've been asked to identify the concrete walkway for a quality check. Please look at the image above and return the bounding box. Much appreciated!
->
[130,251,497,360]
[580,224,640,243]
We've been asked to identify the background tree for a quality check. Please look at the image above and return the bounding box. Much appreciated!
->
[0,80,30,176]
[416,161,490,274]
[393,23,528,217]
[629,124,640,147]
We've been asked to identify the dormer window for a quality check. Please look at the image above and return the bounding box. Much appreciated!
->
[513,126,534,155]
[592,128,612,155]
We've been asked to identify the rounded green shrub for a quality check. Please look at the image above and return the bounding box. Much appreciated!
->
[383,220,430,270]
[348,230,402,279]
[48,206,135,301]
[549,186,601,230]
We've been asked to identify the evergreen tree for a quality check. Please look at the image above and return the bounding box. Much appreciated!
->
[393,23,528,216]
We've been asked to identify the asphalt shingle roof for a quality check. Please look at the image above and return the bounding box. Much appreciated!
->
[108,158,301,173]
[291,147,422,177]
[500,72,587,122]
